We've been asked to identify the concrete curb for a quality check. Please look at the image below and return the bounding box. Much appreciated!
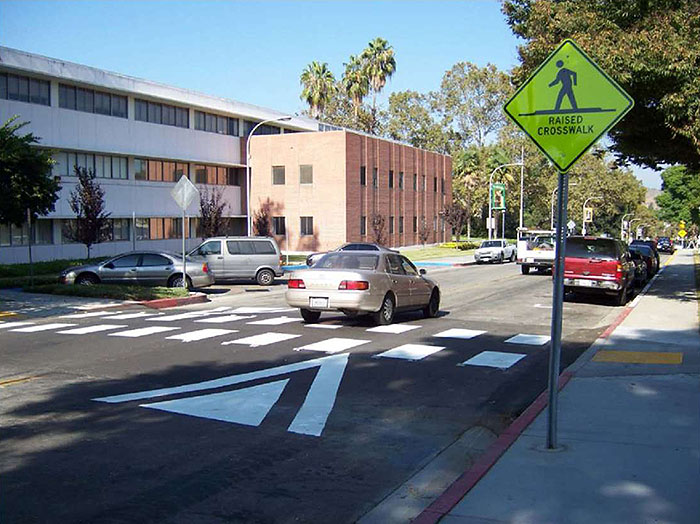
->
[140,293,210,309]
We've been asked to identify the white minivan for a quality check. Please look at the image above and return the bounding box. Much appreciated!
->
[190,236,283,285]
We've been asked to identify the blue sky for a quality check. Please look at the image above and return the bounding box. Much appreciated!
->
[0,0,661,188]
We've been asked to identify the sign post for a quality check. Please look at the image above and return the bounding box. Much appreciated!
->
[504,39,633,449]
[170,176,199,289]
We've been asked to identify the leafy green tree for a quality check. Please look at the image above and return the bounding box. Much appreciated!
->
[502,0,700,169]
[436,62,511,149]
[386,91,451,153]
[0,117,60,226]
[361,37,397,133]
[199,187,228,238]
[300,61,337,119]
[63,166,110,258]
[656,165,700,226]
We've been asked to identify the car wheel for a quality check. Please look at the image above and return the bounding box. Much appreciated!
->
[521,264,530,275]
[300,309,321,323]
[423,290,440,318]
[75,273,99,286]
[256,268,275,286]
[168,274,192,289]
[373,293,395,325]
[510,251,516,262]
[615,285,629,306]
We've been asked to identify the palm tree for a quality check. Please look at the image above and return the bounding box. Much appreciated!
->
[361,38,396,116]
[342,55,369,119]
[300,61,336,119]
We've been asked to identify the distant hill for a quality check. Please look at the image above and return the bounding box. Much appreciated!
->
[645,188,661,209]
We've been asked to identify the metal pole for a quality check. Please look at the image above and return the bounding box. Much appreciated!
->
[132,211,136,251]
[547,170,569,450]
[502,209,505,240]
[519,146,524,231]
[621,213,633,242]
[182,209,187,289]
[488,178,493,241]
[27,208,34,287]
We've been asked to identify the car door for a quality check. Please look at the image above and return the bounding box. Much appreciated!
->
[194,240,224,278]
[385,254,412,308]
[99,253,141,284]
[400,256,432,307]
[225,240,255,278]
[137,253,174,286]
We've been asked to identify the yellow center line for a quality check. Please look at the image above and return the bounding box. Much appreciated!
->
[593,350,683,364]
[0,311,19,318]
[0,376,37,388]
[664,251,678,267]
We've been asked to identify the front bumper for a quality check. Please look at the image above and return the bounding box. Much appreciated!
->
[474,252,501,262]
[190,273,215,288]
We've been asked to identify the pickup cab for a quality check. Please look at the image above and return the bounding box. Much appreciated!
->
[563,236,635,306]
[517,233,555,274]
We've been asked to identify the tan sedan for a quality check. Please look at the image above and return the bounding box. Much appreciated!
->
[285,251,440,325]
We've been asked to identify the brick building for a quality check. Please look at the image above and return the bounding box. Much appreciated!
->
[250,130,452,252]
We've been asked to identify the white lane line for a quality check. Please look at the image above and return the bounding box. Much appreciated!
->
[231,307,296,314]
[433,328,486,340]
[147,307,232,322]
[247,316,301,326]
[459,351,526,369]
[367,324,421,334]
[109,326,180,338]
[374,344,445,361]
[505,334,550,346]
[304,324,343,330]
[60,311,123,319]
[11,323,77,333]
[107,312,163,320]
[222,333,301,347]
[195,315,255,324]
[0,321,35,330]
[166,329,238,343]
[57,324,128,335]
[296,337,370,354]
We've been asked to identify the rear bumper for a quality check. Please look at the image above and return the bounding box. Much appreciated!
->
[564,277,621,292]
[285,289,382,313]
[517,259,553,267]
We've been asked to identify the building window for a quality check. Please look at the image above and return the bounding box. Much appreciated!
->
[58,83,126,118]
[422,175,426,191]
[360,216,366,236]
[441,178,445,194]
[195,165,208,184]
[194,110,239,136]
[272,166,285,185]
[360,166,366,186]
[399,172,404,190]
[399,216,404,234]
[433,216,438,231]
[372,168,378,188]
[134,158,148,180]
[300,216,313,236]
[135,217,149,240]
[389,216,394,234]
[111,218,131,241]
[413,216,417,233]
[227,167,243,186]
[389,170,394,188]
[1,220,53,246]
[434,176,438,192]
[272,216,286,235]
[135,98,188,128]
[244,120,281,136]
[299,165,313,184]
[1,73,50,106]
[413,173,417,191]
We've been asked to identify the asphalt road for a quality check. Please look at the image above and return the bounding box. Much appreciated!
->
[0,261,629,523]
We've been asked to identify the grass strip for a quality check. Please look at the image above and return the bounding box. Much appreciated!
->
[0,257,109,279]
[22,284,189,301]
[0,275,59,289]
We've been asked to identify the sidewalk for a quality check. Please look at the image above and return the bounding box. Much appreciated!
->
[420,249,700,524]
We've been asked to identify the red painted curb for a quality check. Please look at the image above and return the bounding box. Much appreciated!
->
[141,293,209,309]
[599,305,634,339]
[413,372,573,523]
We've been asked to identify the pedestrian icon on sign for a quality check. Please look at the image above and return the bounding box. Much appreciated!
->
[549,60,578,112]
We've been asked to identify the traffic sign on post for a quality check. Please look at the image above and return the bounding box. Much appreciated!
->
[503,39,634,451]
[170,176,200,289]
[504,39,634,173]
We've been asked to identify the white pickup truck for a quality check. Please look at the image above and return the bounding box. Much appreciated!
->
[517,232,556,275]
[474,239,517,264]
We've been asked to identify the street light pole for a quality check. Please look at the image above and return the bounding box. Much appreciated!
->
[621,212,634,242]
[489,162,523,240]
[581,196,603,236]
[246,116,292,236]
[629,218,643,239]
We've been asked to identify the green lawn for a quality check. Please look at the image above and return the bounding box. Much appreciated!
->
[401,246,476,261]
[0,257,108,278]
[22,283,189,301]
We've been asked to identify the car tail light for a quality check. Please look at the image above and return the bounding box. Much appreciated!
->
[202,263,209,273]
[288,279,306,289]
[338,280,369,290]
[616,263,623,280]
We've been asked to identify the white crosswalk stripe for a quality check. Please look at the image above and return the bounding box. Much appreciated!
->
[59,311,123,319]
[195,315,255,324]
[0,321,35,330]
[11,323,77,333]
[296,338,370,354]
[231,307,296,314]
[304,323,343,330]
[459,351,526,369]
[109,326,180,338]
[374,343,445,361]
[222,333,301,347]
[106,312,163,320]
[57,324,128,335]
[367,324,421,334]
[166,329,238,342]
[505,334,550,346]
[247,316,300,326]
[148,307,232,322]
[433,328,486,339]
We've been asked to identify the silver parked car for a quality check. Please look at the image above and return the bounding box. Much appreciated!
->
[59,250,214,288]
[190,236,283,285]
[474,239,517,264]
[286,251,440,325]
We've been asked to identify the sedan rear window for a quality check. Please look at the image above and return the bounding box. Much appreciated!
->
[566,238,618,259]
[317,252,379,270]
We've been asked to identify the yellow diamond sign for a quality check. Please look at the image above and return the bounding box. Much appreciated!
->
[504,39,634,173]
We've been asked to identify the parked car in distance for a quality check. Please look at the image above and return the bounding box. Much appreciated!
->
[190,236,283,285]
[630,239,660,267]
[630,250,649,287]
[563,236,635,306]
[628,243,658,277]
[286,251,440,325]
[474,239,517,264]
[656,236,675,254]
[59,250,214,289]
[305,243,397,268]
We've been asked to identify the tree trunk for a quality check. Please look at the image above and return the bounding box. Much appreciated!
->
[87,244,91,259]
[467,217,471,240]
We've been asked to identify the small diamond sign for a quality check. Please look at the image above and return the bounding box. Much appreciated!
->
[170,176,199,211]
[504,39,633,173]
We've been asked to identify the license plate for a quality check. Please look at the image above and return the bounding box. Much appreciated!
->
[310,297,329,309]
[526,258,534,263]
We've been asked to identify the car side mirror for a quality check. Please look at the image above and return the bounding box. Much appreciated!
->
[419,268,427,275]
[104,262,114,269]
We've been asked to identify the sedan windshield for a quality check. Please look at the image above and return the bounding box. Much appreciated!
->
[316,252,379,270]
[480,241,502,248]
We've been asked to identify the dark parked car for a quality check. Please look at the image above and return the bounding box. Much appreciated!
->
[656,236,675,254]
[563,236,636,305]
[628,244,658,277]
[630,250,649,287]
[630,239,660,267]
[305,243,397,267]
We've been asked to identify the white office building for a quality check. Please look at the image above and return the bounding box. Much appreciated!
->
[0,46,319,263]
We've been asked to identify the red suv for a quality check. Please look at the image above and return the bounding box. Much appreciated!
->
[563,236,636,305]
